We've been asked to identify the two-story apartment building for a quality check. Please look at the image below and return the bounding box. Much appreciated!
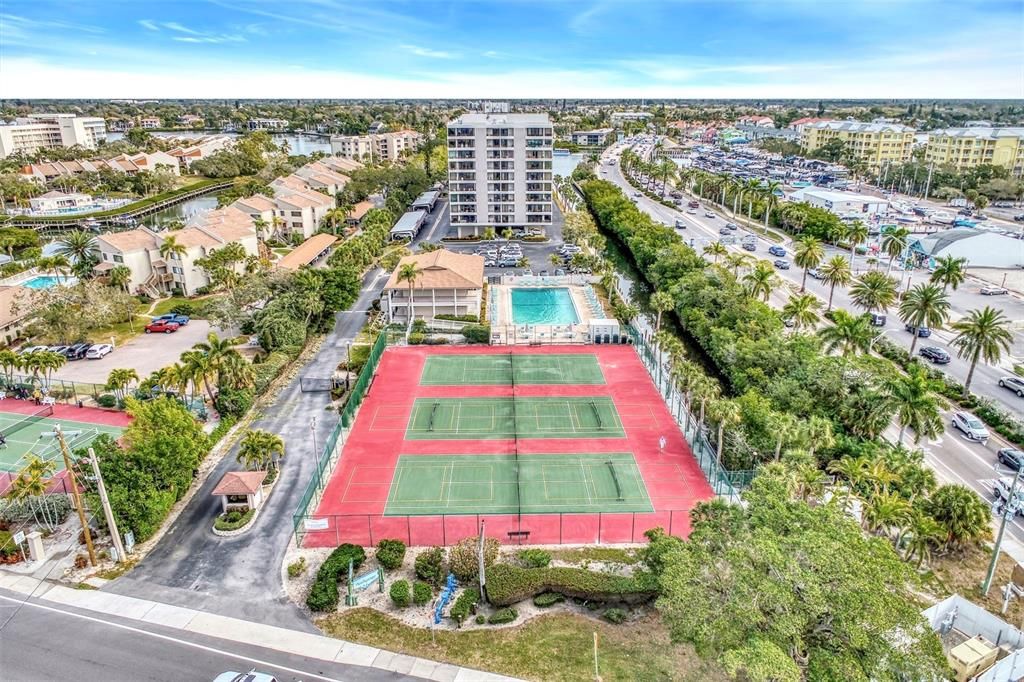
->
[139,117,161,129]
[570,128,614,146]
[19,150,181,183]
[383,250,484,324]
[446,112,553,236]
[925,127,1024,177]
[800,120,915,167]
[292,161,350,196]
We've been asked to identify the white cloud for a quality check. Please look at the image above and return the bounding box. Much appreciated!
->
[138,19,160,31]
[161,22,202,35]
[399,44,457,59]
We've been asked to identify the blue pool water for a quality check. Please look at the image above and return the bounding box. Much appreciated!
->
[23,275,72,290]
[511,288,580,325]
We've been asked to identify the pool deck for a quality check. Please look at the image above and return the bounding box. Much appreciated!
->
[490,280,599,344]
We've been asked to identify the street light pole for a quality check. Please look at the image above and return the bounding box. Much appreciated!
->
[983,465,1023,596]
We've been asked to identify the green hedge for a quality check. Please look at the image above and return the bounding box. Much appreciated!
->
[517,548,551,568]
[413,581,432,605]
[450,587,479,627]
[484,564,657,607]
[533,592,564,607]
[306,544,366,612]
[461,324,491,344]
[488,607,518,625]
[414,547,446,588]
[213,507,254,531]
[376,538,406,571]
[390,579,410,607]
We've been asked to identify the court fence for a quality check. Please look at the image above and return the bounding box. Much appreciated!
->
[292,510,698,548]
[624,325,755,502]
[292,331,389,543]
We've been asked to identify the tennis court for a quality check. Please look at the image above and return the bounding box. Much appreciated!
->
[383,453,653,515]
[420,353,605,386]
[402,396,625,440]
[0,406,125,473]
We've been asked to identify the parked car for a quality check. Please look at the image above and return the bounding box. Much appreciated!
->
[952,411,989,443]
[724,222,738,231]
[768,245,786,257]
[19,345,49,354]
[213,671,279,682]
[632,192,641,198]
[998,448,1024,471]
[919,346,951,364]
[47,345,69,355]
[719,227,731,235]
[1014,214,1024,222]
[980,286,1009,296]
[65,343,92,360]
[742,242,756,252]
[85,344,113,359]
[145,321,181,334]
[773,259,791,270]
[869,313,887,327]
[904,324,931,338]
[484,259,496,267]
[152,313,190,326]
[998,375,1024,398]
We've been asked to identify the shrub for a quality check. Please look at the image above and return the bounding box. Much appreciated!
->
[475,615,486,625]
[390,579,411,607]
[375,538,406,571]
[287,558,307,579]
[74,553,88,569]
[461,324,491,344]
[488,607,518,625]
[306,544,366,612]
[252,352,291,394]
[449,535,500,581]
[170,302,197,317]
[415,546,446,587]
[413,581,432,605]
[484,564,658,607]
[435,314,480,322]
[0,530,23,558]
[215,387,254,418]
[603,608,627,624]
[533,592,564,607]
[408,332,425,345]
[449,587,479,627]
[518,548,551,568]
[214,508,254,531]
[96,394,118,408]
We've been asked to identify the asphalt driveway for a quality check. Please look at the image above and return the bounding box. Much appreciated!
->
[53,320,214,385]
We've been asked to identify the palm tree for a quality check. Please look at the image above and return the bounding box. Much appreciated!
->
[828,456,867,511]
[9,455,61,531]
[692,375,720,436]
[743,178,761,222]
[929,255,968,293]
[724,252,751,277]
[180,349,216,403]
[159,235,187,262]
[0,348,19,383]
[818,310,874,356]
[396,262,421,329]
[702,241,727,264]
[844,220,869,266]
[708,399,742,465]
[760,180,782,233]
[237,428,286,471]
[818,255,852,312]
[56,230,99,268]
[863,456,901,497]
[649,290,673,334]
[898,283,950,355]
[482,226,496,242]
[793,236,825,292]
[742,260,778,302]
[881,226,910,275]
[902,511,944,568]
[772,413,799,461]
[801,416,834,460]
[850,270,897,316]
[108,264,132,292]
[36,255,71,278]
[194,332,238,388]
[105,367,140,402]
[782,293,822,331]
[863,490,912,537]
[886,363,943,445]
[219,351,255,390]
[950,306,1013,396]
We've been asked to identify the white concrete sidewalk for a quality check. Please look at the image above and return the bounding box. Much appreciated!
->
[0,573,517,682]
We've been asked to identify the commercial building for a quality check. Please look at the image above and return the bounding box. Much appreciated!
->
[0,114,107,159]
[800,120,915,167]
[248,118,290,131]
[383,250,484,323]
[737,115,774,128]
[329,130,423,162]
[788,188,889,217]
[28,191,95,213]
[570,128,614,146]
[446,112,553,236]
[908,229,1024,270]
[924,127,1024,177]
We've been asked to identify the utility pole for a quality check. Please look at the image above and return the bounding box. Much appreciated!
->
[923,162,934,200]
[88,447,125,563]
[54,425,96,566]
[984,465,1023,596]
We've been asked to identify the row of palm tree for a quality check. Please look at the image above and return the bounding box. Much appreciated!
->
[236,429,285,472]
[0,348,66,386]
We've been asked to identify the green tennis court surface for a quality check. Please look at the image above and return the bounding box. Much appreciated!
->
[405,397,624,440]
[384,453,653,515]
[0,408,124,473]
[420,353,605,386]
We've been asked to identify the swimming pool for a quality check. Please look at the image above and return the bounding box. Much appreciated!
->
[22,275,74,290]
[511,288,580,325]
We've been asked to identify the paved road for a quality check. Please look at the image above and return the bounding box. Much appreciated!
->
[601,144,1023,415]
[0,587,414,682]
[604,142,1024,548]
[106,200,451,627]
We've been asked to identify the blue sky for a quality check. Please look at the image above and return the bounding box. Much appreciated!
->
[1,1,1021,98]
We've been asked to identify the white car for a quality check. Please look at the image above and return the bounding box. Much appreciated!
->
[951,411,989,444]
[992,477,1024,514]
[980,286,1009,296]
[85,344,113,359]
[19,345,50,354]
[704,211,716,218]
[213,672,279,682]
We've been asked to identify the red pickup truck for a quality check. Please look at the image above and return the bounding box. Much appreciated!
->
[145,320,181,334]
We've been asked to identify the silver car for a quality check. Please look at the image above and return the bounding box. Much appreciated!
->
[952,411,989,443]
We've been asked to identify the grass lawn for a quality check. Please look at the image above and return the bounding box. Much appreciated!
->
[148,296,203,318]
[317,609,723,682]
[923,545,1024,624]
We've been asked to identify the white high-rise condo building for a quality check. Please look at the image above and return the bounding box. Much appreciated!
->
[0,114,107,159]
[447,113,553,236]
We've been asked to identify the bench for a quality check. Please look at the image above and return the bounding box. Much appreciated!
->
[507,530,531,542]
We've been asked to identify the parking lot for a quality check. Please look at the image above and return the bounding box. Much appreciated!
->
[52,320,213,385]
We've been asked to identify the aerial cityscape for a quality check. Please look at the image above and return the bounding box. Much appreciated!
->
[1,2,1023,681]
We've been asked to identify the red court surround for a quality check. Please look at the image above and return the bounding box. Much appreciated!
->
[305,345,714,547]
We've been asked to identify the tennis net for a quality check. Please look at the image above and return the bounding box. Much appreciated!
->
[3,404,54,438]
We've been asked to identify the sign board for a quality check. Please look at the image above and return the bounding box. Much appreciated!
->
[12,530,25,545]
[124,530,135,554]
[304,518,329,531]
